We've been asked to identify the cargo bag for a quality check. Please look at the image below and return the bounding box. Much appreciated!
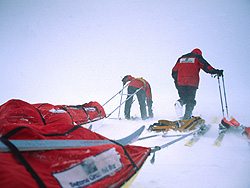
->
[0,123,150,188]
[0,99,106,126]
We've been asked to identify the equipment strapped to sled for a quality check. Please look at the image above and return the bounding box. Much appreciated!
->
[148,116,205,132]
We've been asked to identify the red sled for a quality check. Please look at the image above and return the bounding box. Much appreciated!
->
[0,99,150,187]
[0,123,150,188]
[0,99,106,127]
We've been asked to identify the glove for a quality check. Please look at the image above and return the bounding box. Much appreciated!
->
[215,69,223,77]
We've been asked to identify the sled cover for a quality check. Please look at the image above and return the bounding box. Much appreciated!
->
[0,99,150,188]
[0,99,106,126]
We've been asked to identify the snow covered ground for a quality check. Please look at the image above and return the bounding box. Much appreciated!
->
[1,1,250,188]
[93,114,250,188]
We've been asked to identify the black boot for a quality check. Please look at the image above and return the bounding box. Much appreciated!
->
[125,114,130,120]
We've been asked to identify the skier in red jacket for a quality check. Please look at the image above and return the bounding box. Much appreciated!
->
[122,75,153,120]
[172,48,223,119]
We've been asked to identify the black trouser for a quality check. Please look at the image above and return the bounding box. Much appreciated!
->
[124,86,147,120]
[177,85,197,119]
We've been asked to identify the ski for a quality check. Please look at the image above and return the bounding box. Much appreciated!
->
[213,127,228,146]
[213,117,243,147]
[154,131,194,150]
[162,133,193,138]
[185,124,211,147]
[212,118,236,147]
[138,129,201,142]
[150,130,198,153]
[138,134,161,141]
[115,125,145,145]
[0,125,145,152]
[149,131,194,164]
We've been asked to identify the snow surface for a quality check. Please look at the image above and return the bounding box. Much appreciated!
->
[1,1,250,187]
[92,115,250,188]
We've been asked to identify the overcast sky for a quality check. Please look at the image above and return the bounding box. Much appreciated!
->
[1,0,250,123]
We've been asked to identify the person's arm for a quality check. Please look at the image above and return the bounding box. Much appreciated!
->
[199,56,223,76]
[172,58,180,87]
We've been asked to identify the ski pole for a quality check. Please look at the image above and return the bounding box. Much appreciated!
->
[102,82,129,107]
[106,86,144,118]
[138,133,191,142]
[217,76,225,117]
[117,83,137,119]
[221,75,229,118]
[117,83,124,120]
[150,131,194,164]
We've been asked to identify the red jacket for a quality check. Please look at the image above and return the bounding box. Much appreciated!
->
[122,75,152,99]
[172,50,216,88]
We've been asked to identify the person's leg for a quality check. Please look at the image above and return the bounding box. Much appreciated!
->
[124,86,136,119]
[174,86,186,118]
[137,89,147,120]
[177,86,186,105]
[147,99,153,118]
[183,86,197,119]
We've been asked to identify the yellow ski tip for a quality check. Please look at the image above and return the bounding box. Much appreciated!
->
[213,142,221,147]
[211,117,219,124]
[185,140,194,147]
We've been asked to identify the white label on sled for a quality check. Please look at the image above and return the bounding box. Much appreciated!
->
[53,148,122,188]
[49,109,67,113]
[84,107,96,112]
[180,58,195,63]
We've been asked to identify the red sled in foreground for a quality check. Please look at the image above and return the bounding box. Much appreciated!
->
[0,99,150,188]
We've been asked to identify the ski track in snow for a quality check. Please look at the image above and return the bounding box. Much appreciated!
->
[92,116,250,188]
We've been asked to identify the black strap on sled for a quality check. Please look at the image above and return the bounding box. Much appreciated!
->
[60,107,74,125]
[79,106,91,121]
[2,124,83,139]
[44,124,83,137]
[93,106,101,117]
[0,125,84,188]
[0,137,47,188]
[36,108,47,125]
[35,103,49,125]
[110,140,138,171]
[1,126,28,139]
[1,124,138,186]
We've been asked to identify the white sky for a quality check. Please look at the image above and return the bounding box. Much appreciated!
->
[1,0,250,123]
